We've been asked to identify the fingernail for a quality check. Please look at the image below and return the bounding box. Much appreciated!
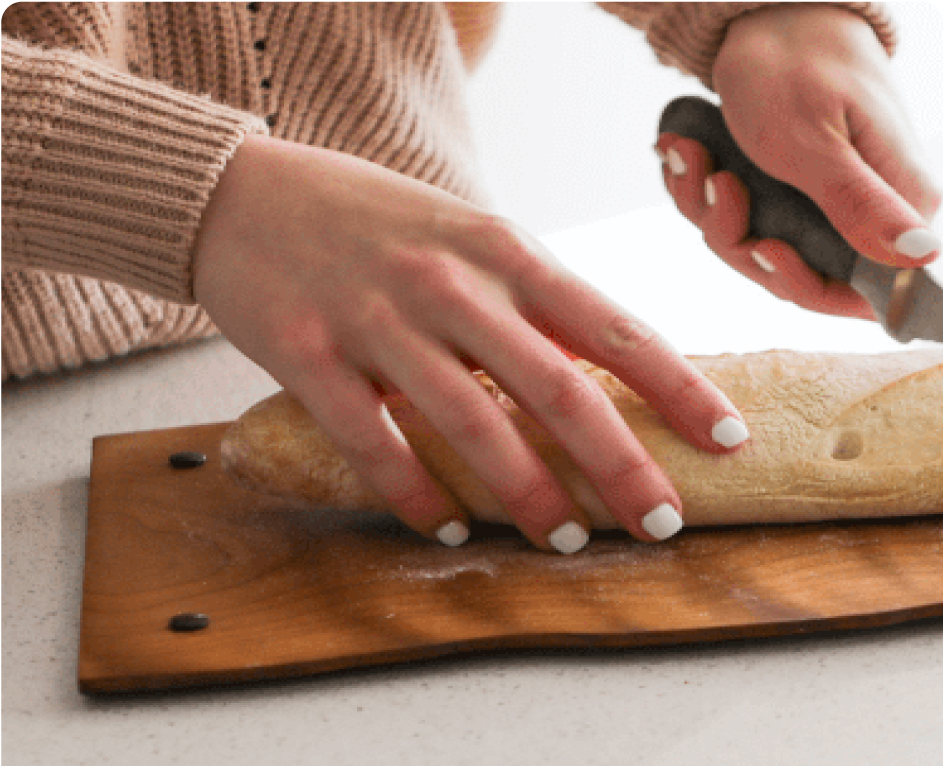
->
[704,176,716,206]
[641,503,683,540]
[751,250,777,273]
[895,228,940,259]
[666,148,686,176]
[654,145,668,162]
[436,520,470,547]
[548,521,590,555]
[712,415,750,448]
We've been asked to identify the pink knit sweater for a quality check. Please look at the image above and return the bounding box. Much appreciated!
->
[1,2,897,381]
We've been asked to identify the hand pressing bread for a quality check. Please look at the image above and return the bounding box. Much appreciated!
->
[193,135,749,554]
[221,350,943,534]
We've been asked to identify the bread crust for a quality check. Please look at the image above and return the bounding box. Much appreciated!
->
[220,350,943,527]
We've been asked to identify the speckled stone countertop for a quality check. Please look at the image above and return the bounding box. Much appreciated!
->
[4,208,941,765]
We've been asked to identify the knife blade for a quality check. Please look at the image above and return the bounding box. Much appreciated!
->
[658,96,943,343]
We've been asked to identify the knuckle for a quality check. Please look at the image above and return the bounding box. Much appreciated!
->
[465,213,545,283]
[337,427,401,472]
[596,452,656,487]
[271,314,336,368]
[351,292,400,334]
[465,213,520,249]
[510,247,551,293]
[538,366,602,421]
[501,476,552,515]
[663,367,709,401]
[441,390,502,447]
[344,444,392,476]
[821,174,877,234]
[387,245,428,282]
[597,312,660,356]
[765,279,794,303]
[703,230,727,255]
[446,415,491,447]
[416,256,477,307]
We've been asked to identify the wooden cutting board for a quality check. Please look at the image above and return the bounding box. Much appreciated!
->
[78,422,943,694]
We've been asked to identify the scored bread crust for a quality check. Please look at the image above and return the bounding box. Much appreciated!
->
[220,349,943,527]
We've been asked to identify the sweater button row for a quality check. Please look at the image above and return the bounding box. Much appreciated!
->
[255,37,273,124]
[248,2,273,125]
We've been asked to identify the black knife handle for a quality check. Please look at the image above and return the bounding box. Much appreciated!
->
[658,96,859,282]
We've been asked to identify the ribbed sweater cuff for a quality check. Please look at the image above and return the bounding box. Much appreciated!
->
[598,2,898,90]
[2,36,270,304]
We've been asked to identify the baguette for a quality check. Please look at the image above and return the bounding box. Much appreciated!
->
[220,350,943,527]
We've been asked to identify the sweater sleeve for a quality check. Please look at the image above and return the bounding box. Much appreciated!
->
[596,2,898,90]
[2,34,270,304]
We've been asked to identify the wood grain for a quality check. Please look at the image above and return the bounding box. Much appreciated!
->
[79,423,943,694]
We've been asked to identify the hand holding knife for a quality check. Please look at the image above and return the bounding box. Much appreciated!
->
[658,96,943,344]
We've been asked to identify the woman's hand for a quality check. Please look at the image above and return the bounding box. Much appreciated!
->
[192,135,750,553]
[658,4,940,318]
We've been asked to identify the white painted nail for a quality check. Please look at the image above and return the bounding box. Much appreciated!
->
[751,250,777,273]
[895,228,941,259]
[666,148,687,176]
[704,176,716,206]
[548,521,590,555]
[654,145,668,163]
[712,415,750,448]
[436,520,470,547]
[641,503,684,541]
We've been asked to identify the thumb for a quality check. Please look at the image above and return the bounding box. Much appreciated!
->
[779,117,941,270]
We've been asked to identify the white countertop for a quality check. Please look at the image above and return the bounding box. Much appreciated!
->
[4,206,941,765]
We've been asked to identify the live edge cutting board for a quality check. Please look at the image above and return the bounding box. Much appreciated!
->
[78,422,943,694]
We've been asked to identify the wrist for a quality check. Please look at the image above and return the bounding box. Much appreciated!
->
[715,4,880,85]
[192,133,273,304]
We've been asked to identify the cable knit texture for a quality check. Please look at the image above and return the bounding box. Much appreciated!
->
[2,2,897,382]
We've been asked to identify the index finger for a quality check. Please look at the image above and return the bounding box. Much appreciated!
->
[517,251,751,455]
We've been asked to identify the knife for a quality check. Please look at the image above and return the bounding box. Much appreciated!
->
[658,96,943,343]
